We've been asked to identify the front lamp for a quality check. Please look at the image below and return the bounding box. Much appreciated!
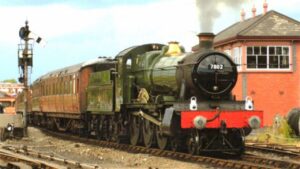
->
[6,123,14,132]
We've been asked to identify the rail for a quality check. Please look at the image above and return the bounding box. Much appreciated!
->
[32,127,300,169]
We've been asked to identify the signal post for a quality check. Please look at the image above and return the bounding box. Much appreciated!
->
[17,21,34,136]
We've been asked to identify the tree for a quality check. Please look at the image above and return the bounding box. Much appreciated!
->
[2,79,17,83]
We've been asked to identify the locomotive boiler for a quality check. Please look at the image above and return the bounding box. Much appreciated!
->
[17,32,263,155]
[132,33,237,100]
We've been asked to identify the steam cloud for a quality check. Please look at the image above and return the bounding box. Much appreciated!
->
[196,0,245,32]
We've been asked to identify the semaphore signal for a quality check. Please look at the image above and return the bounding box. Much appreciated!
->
[17,20,44,136]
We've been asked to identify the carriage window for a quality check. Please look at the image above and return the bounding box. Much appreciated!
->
[65,81,69,94]
[70,80,73,94]
[46,84,48,95]
[73,79,76,94]
[52,83,54,95]
[49,82,53,95]
[55,82,57,95]
[60,80,63,94]
[49,83,51,95]
[45,84,47,95]
[48,82,50,95]
[43,84,45,96]
[76,78,79,94]
[48,83,50,95]
[126,58,132,69]
[57,81,59,94]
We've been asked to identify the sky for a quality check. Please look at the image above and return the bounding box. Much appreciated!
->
[1,0,300,83]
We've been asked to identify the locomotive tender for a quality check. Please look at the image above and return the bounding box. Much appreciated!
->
[17,33,263,155]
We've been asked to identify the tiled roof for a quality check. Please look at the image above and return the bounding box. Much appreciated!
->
[214,10,300,45]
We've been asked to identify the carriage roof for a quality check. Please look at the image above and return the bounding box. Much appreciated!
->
[33,57,112,83]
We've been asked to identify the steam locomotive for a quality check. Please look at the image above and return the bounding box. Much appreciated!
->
[16,33,263,155]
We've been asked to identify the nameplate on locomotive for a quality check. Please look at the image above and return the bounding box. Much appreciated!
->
[209,64,224,70]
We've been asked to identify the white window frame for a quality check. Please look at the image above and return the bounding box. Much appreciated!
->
[246,46,291,71]
[224,48,242,71]
[233,47,242,71]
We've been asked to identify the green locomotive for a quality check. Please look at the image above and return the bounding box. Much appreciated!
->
[19,33,263,155]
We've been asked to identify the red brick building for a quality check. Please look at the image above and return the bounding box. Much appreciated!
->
[214,9,300,125]
[0,91,16,113]
[0,82,24,97]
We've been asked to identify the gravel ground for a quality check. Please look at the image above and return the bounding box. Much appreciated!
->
[3,127,213,169]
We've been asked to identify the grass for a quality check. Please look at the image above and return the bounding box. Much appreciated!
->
[246,115,300,146]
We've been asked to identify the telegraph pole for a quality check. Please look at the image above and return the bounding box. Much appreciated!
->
[18,20,33,137]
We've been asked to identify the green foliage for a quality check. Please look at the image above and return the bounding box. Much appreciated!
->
[277,118,294,138]
[247,115,299,145]
[2,79,17,83]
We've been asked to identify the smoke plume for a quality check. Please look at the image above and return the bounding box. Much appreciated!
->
[196,0,244,32]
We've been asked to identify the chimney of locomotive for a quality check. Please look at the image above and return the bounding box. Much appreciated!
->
[197,32,215,50]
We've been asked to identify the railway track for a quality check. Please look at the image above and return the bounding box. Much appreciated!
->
[1,145,101,169]
[21,127,299,169]
[0,145,68,169]
[242,153,300,169]
[246,142,300,158]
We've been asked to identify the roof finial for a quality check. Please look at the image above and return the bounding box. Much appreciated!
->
[240,8,245,22]
[263,0,268,14]
[252,4,256,18]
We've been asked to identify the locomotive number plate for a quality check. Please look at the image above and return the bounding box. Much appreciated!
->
[209,64,224,70]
